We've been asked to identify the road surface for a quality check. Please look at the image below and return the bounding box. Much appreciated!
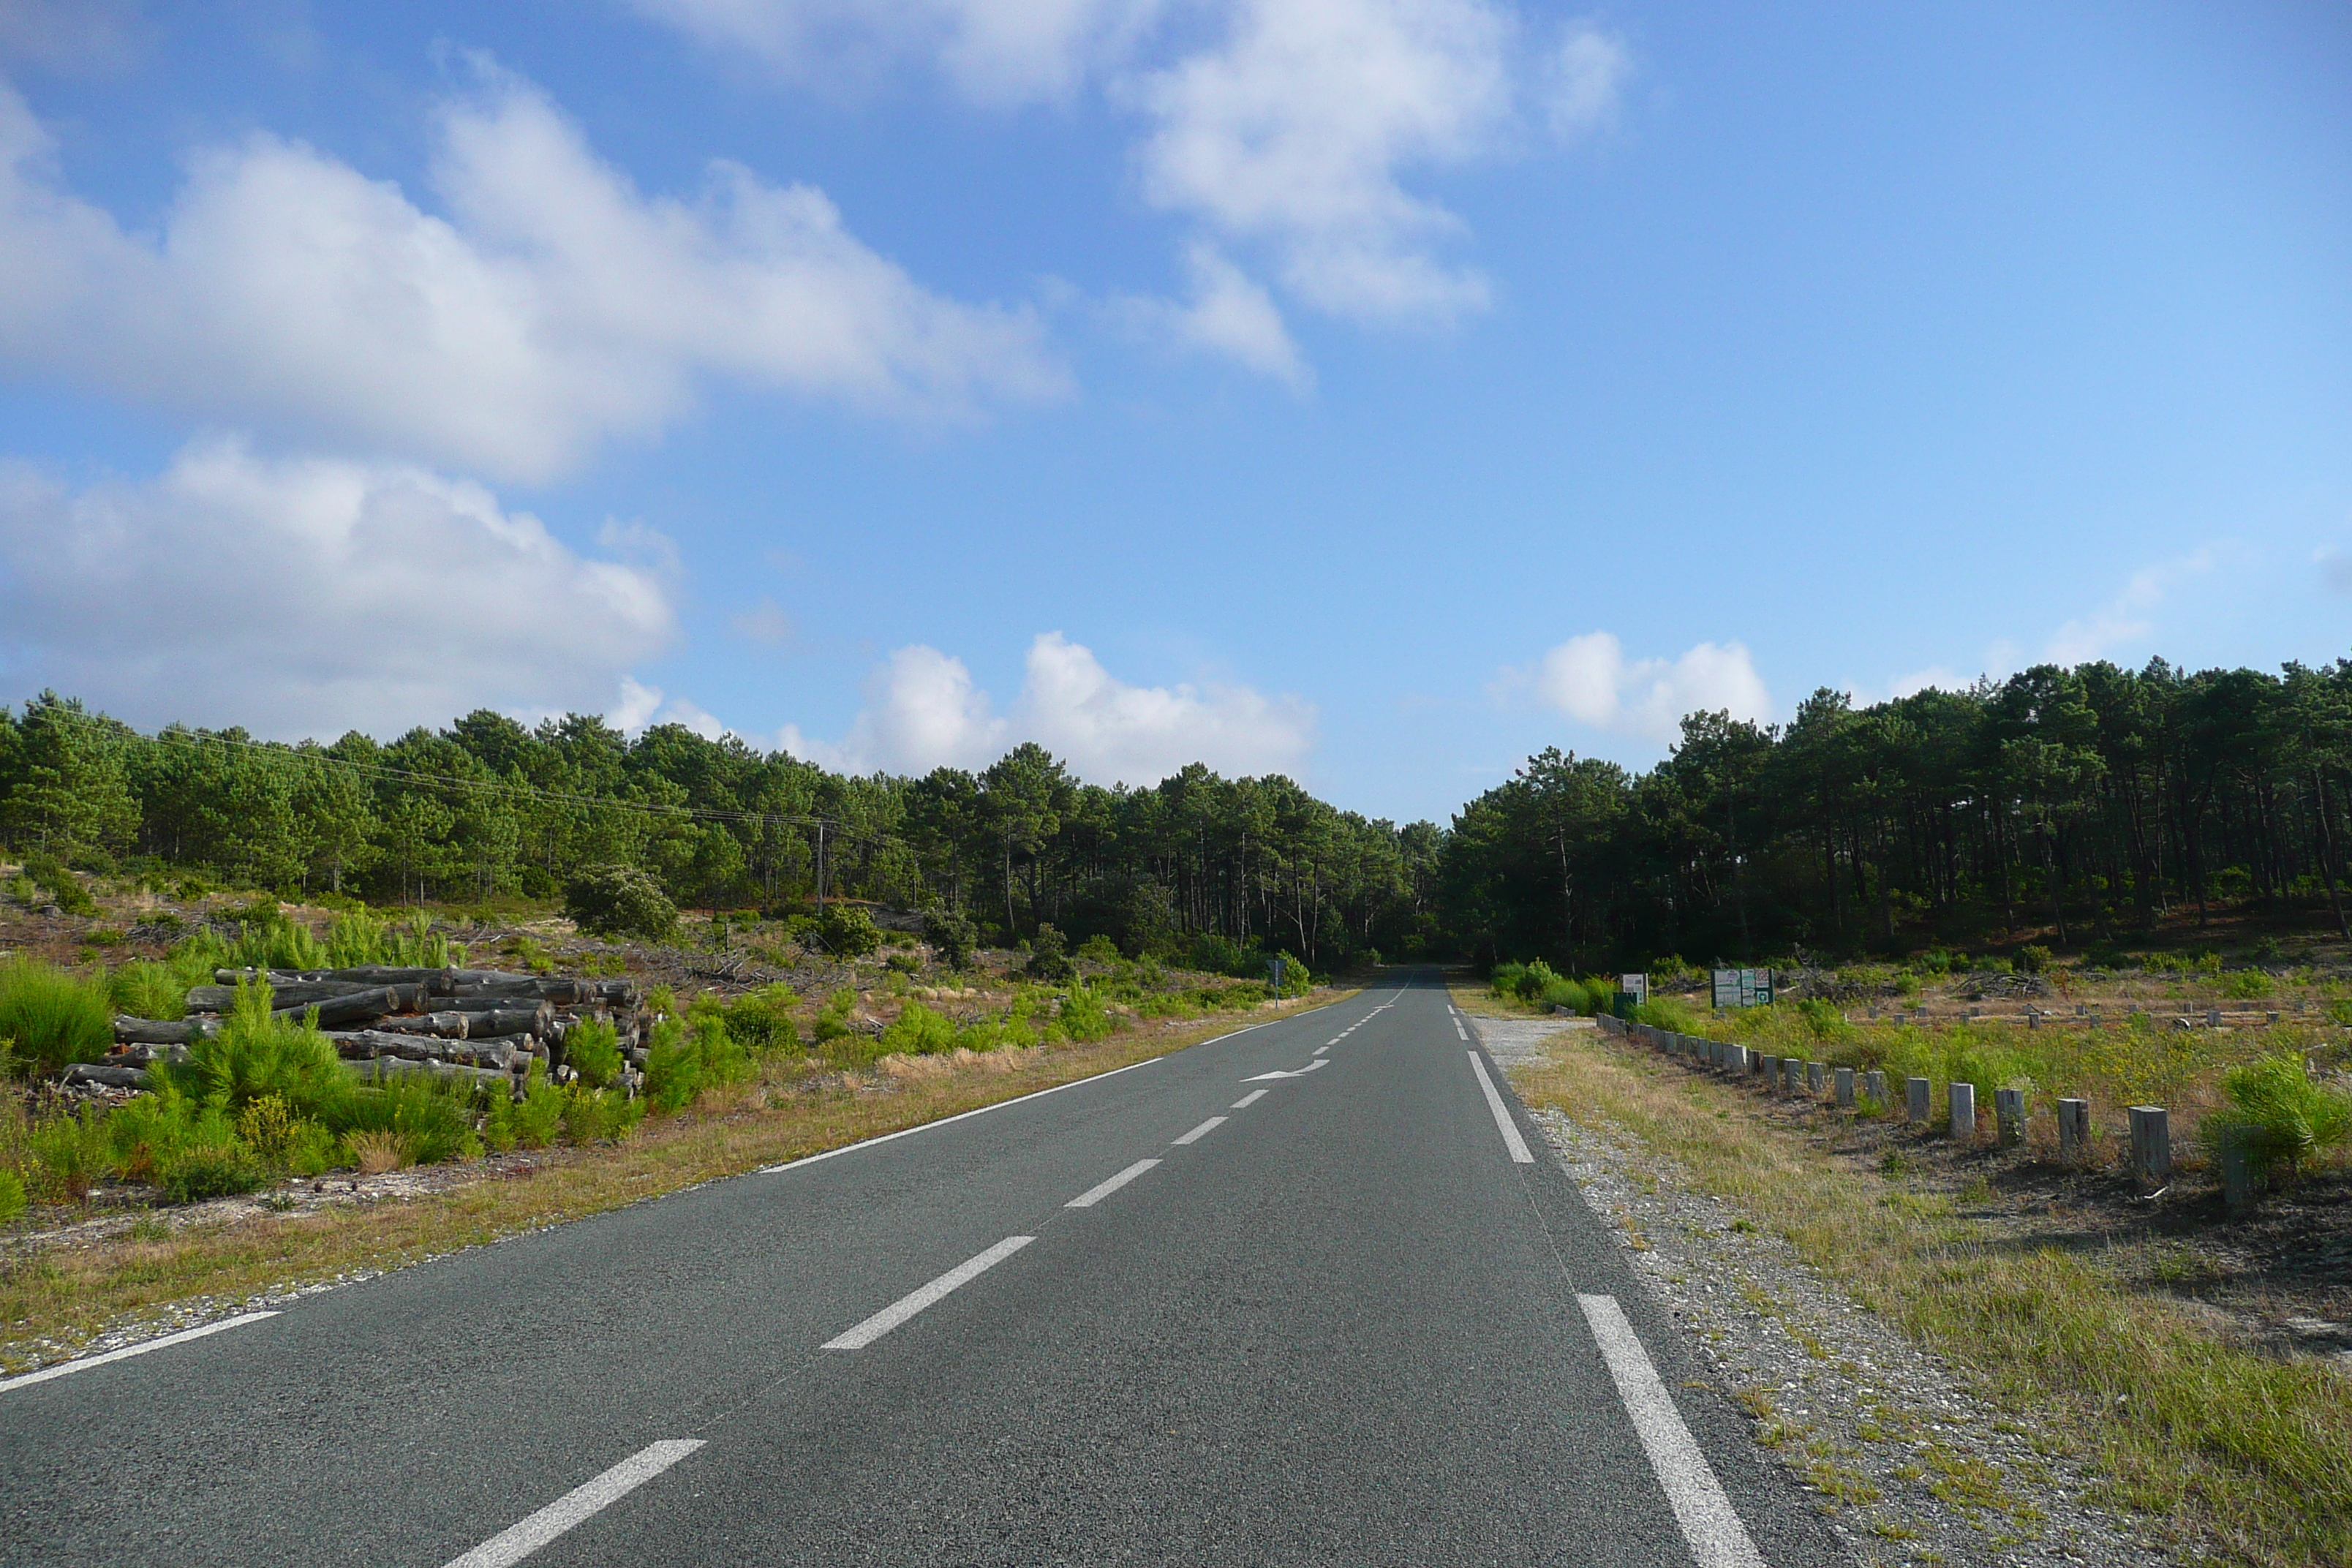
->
[0,972,1840,1567]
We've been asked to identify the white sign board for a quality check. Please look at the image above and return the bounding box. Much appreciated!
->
[1619,973,1649,1005]
[1711,968,1773,1009]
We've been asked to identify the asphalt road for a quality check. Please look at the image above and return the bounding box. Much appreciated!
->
[0,973,1844,1567]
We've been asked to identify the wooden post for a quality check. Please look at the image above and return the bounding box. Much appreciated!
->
[1806,1060,1826,1094]
[2057,1098,2090,1163]
[1948,1081,1975,1140]
[1784,1058,1803,1093]
[1865,1068,1887,1107]
[2205,1009,2221,1030]
[2221,1141,2255,1215]
[1762,1053,1779,1086]
[1906,1076,1931,1123]
[2128,1107,2171,1191]
[1835,1067,1855,1109]
[1995,1088,2025,1147]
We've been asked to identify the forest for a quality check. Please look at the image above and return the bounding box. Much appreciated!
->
[2,652,2347,971]
[0,696,1444,968]
[1442,657,2352,970]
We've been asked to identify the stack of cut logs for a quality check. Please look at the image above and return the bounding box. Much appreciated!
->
[77,966,649,1096]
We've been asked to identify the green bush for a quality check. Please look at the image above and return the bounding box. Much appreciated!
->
[28,1107,109,1199]
[811,987,857,1044]
[1796,998,1854,1042]
[923,905,978,968]
[645,1016,752,1112]
[880,1000,959,1056]
[334,1074,479,1164]
[2222,969,2275,1000]
[816,904,883,958]
[20,851,96,915]
[1025,924,1075,983]
[714,984,802,1055]
[0,959,114,1073]
[561,1085,644,1145]
[167,980,350,1120]
[160,1141,265,1204]
[565,1017,622,1089]
[1058,986,1116,1043]
[2016,944,2052,974]
[225,903,328,972]
[2204,1052,2352,1183]
[0,1166,23,1223]
[108,960,186,1022]
[565,864,679,943]
[511,1066,565,1149]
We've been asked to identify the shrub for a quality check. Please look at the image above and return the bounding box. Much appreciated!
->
[226,904,328,972]
[20,851,96,915]
[2222,969,2275,1000]
[0,959,114,1073]
[565,865,679,943]
[811,987,857,1044]
[1058,986,1116,1043]
[2204,1052,2352,1183]
[923,905,978,968]
[346,1129,413,1175]
[0,1167,23,1223]
[562,1085,644,1145]
[29,1107,109,1199]
[645,1016,752,1112]
[714,984,802,1056]
[1796,998,1854,1042]
[1025,924,1075,983]
[880,1000,959,1056]
[816,904,882,959]
[885,951,921,975]
[334,1074,479,1165]
[157,1105,265,1202]
[565,1017,622,1089]
[2016,944,2052,974]
[512,1065,565,1149]
[1077,933,1121,964]
[168,980,350,1120]
[108,960,187,1022]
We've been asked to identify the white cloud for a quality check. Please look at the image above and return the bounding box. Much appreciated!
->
[627,0,1167,103]
[779,632,1313,780]
[0,440,678,738]
[1545,20,1631,137]
[1115,242,1310,386]
[0,67,1063,481]
[1513,630,1772,742]
[2043,548,2217,665]
[732,597,800,646]
[633,1,1631,355]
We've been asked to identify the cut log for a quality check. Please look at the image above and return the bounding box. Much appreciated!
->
[105,1041,189,1067]
[472,1006,550,1039]
[272,985,424,1028]
[113,1015,219,1046]
[369,1011,471,1040]
[348,1056,510,1089]
[186,979,386,1013]
[64,1063,150,1089]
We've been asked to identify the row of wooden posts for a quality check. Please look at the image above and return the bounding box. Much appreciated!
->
[1603,1015,2185,1198]
[1864,1002,2299,1030]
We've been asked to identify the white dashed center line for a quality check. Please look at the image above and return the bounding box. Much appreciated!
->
[825,1236,1037,1349]
[1066,1158,1161,1208]
[442,1441,706,1568]
[1172,1116,1226,1146]
[1231,1089,1268,1109]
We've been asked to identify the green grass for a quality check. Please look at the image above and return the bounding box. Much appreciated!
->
[0,959,114,1072]
[1507,1019,2352,1568]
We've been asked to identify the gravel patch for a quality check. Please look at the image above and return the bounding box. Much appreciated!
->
[1525,1098,2192,1568]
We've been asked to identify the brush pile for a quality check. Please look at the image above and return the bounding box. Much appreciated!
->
[81,967,648,1096]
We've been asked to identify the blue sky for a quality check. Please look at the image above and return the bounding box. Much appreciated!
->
[0,1,2345,823]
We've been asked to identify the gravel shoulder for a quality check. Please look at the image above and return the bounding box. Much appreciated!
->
[1476,1014,2193,1568]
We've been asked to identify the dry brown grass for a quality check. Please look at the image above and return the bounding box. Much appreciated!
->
[344,1131,413,1175]
[1502,1017,2352,1568]
[0,992,1347,1376]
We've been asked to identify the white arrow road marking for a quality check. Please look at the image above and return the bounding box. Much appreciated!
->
[1580,1294,1765,1568]
[1466,1051,1534,1164]
[824,1236,1036,1350]
[442,1440,706,1568]
[1244,1058,1331,1082]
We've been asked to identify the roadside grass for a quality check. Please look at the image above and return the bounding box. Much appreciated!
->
[1,992,1349,1374]
[1498,1011,2352,1568]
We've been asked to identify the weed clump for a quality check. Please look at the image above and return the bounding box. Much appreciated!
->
[0,959,113,1074]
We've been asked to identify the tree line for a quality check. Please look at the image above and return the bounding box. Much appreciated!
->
[0,696,1442,966]
[1438,657,2352,970]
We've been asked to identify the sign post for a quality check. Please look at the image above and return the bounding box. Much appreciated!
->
[1268,956,1285,1000]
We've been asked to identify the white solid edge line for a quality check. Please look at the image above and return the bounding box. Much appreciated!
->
[1466,1051,1535,1164]
[1172,1116,1226,1146]
[1065,1158,1162,1208]
[441,1439,706,1568]
[0,1311,278,1392]
[823,1235,1036,1351]
[760,1057,1162,1173]
[1578,1294,1765,1568]
[1231,1089,1268,1109]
